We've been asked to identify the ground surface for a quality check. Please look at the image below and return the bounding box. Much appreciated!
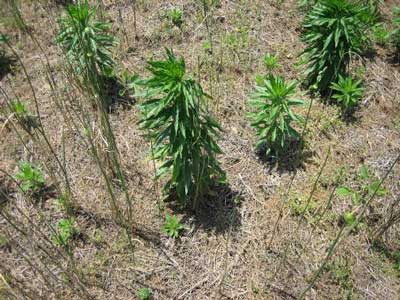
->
[0,1,399,299]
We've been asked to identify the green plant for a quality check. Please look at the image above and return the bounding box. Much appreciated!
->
[52,218,77,248]
[9,100,27,118]
[56,1,118,84]
[372,23,390,45]
[137,287,152,300]
[337,165,386,206]
[301,0,369,94]
[138,49,225,209]
[167,7,183,28]
[263,52,281,74]
[15,161,44,192]
[343,211,356,227]
[162,215,184,238]
[391,6,400,51]
[248,75,304,156]
[331,75,364,112]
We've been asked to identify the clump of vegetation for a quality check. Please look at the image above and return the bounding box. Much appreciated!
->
[137,288,152,300]
[337,165,386,206]
[15,161,44,193]
[52,218,78,249]
[372,23,390,46]
[56,0,118,91]
[167,7,183,28]
[263,52,281,74]
[337,165,386,228]
[248,75,303,157]
[138,49,225,209]
[391,6,400,52]
[331,75,364,114]
[163,215,184,239]
[301,0,369,94]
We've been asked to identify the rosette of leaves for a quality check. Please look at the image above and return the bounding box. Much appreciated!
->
[138,49,225,209]
[301,0,369,94]
[248,75,304,157]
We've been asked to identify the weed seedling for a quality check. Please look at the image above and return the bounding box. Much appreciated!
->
[248,75,304,157]
[337,165,386,206]
[168,7,183,28]
[391,7,400,52]
[263,52,281,75]
[137,288,152,300]
[162,215,183,239]
[331,75,364,114]
[52,218,77,249]
[15,161,44,193]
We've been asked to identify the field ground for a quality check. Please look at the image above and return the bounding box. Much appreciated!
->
[0,0,399,299]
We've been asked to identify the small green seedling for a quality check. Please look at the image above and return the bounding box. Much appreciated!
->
[391,6,400,51]
[52,218,77,248]
[168,7,183,28]
[331,75,364,113]
[163,215,184,239]
[263,52,281,74]
[118,70,139,98]
[10,100,27,117]
[337,165,386,206]
[372,23,390,45]
[15,162,44,192]
[343,211,356,227]
[137,288,152,300]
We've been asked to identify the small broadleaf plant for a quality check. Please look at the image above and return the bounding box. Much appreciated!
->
[336,165,386,206]
[56,1,118,84]
[162,215,184,239]
[138,49,225,209]
[300,0,369,94]
[15,162,44,192]
[248,75,304,157]
[331,75,364,113]
[137,288,152,300]
[52,218,77,248]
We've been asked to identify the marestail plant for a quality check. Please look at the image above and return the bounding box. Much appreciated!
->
[138,49,225,209]
[56,0,117,93]
[248,75,304,157]
[331,75,364,113]
[301,0,369,94]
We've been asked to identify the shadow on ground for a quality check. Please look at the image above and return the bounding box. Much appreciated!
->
[0,52,15,81]
[168,184,243,235]
[257,139,315,174]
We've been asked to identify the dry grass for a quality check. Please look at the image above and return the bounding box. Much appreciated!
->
[1,0,399,299]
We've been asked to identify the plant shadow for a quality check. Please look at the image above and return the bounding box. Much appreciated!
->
[257,139,316,174]
[168,184,242,235]
[101,75,135,112]
[0,52,15,81]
